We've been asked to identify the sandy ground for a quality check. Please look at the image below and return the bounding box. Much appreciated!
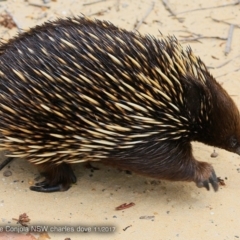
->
[0,0,240,239]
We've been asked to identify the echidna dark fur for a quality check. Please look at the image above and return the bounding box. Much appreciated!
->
[0,17,240,192]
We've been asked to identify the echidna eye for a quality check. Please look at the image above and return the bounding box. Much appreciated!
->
[230,136,238,148]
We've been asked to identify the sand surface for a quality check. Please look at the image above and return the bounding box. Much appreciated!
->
[0,0,240,239]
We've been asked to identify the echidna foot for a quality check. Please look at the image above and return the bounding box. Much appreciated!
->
[30,162,77,192]
[195,164,218,191]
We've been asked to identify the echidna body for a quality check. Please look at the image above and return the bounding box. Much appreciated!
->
[0,17,240,192]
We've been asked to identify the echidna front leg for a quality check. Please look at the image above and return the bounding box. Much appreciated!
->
[111,141,219,191]
[30,162,76,192]
[168,146,219,191]
[165,146,219,191]
[163,142,219,191]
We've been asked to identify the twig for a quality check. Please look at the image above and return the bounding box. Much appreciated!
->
[162,0,184,22]
[216,68,240,78]
[87,9,108,17]
[175,29,227,42]
[83,0,106,6]
[225,24,234,55]
[208,54,240,69]
[28,2,51,8]
[33,12,48,21]
[123,225,132,231]
[116,0,120,11]
[4,9,22,32]
[180,35,227,42]
[210,16,240,29]
[175,1,240,16]
[133,2,155,31]
[0,29,10,39]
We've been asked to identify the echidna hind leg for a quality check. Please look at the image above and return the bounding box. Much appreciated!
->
[30,162,76,192]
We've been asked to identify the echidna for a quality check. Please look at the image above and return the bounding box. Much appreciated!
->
[0,17,239,192]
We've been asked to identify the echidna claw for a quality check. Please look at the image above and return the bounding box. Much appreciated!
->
[30,184,70,192]
[209,169,218,191]
[35,180,48,187]
[30,179,71,192]
[202,180,210,191]
[196,168,219,192]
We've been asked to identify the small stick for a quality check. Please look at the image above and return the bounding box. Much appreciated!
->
[173,29,226,38]
[180,35,227,42]
[175,1,240,16]
[207,54,240,69]
[162,0,184,22]
[83,0,106,6]
[210,16,240,29]
[87,9,108,17]
[216,68,240,78]
[0,29,10,39]
[34,12,48,21]
[225,24,234,55]
[115,202,135,210]
[4,9,22,32]
[28,2,51,8]
[123,225,132,231]
[214,59,232,69]
[134,2,155,31]
[116,0,120,11]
